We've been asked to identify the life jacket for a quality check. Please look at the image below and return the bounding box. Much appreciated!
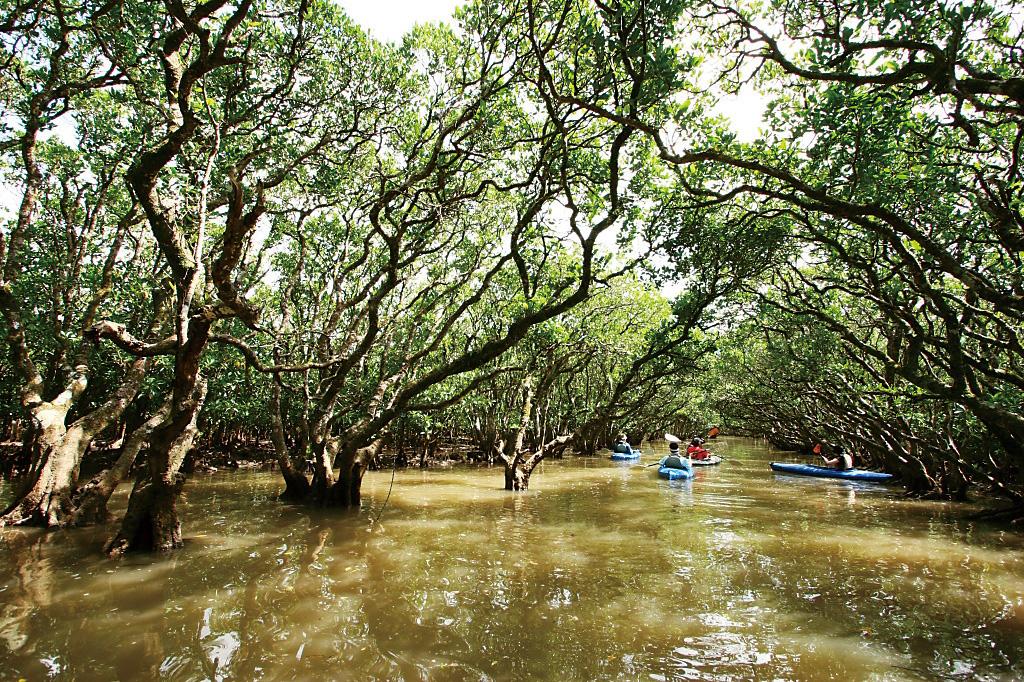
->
[662,454,690,470]
[687,445,709,460]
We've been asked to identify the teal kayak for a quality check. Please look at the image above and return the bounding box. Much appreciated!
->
[770,461,893,482]
[658,455,693,480]
[658,466,693,480]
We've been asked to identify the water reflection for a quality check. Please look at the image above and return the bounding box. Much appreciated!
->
[0,439,1022,680]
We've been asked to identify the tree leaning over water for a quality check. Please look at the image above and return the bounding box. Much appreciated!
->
[0,0,164,528]
[519,0,1023,508]
[2,0,1023,552]
[0,0,410,548]
[717,0,1024,508]
[94,0,404,553]
[216,0,674,506]
[603,0,1023,508]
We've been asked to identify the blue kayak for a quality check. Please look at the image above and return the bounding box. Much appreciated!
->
[770,462,893,482]
[658,466,693,480]
[658,456,693,480]
[610,450,641,460]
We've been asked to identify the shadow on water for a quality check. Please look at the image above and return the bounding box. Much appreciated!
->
[1,438,1022,680]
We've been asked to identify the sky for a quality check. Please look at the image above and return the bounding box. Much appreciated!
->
[337,0,463,43]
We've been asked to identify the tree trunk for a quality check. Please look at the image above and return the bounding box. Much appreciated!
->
[0,359,149,528]
[307,436,338,505]
[1,405,81,526]
[104,472,188,556]
[329,439,382,508]
[504,460,529,490]
[105,380,206,557]
[506,434,572,491]
[270,383,311,501]
[65,396,172,527]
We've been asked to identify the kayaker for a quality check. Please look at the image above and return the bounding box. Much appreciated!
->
[663,441,692,471]
[822,445,853,471]
[707,425,720,439]
[612,433,633,455]
[687,437,711,461]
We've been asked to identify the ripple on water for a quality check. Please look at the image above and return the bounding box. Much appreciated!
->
[1,439,1022,681]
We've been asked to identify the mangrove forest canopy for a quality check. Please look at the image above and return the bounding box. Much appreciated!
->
[1,0,1022,553]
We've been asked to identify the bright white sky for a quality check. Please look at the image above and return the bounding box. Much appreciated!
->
[337,0,463,43]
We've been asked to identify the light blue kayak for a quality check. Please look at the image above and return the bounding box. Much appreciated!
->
[658,466,693,480]
[770,461,893,482]
[610,450,641,461]
[658,456,693,480]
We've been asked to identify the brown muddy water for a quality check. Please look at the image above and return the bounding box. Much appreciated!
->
[1,438,1022,681]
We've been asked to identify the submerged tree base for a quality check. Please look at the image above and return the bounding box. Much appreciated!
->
[105,474,187,557]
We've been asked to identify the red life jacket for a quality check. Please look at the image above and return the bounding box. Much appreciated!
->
[687,445,709,460]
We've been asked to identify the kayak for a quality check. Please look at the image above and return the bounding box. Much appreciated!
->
[658,466,693,480]
[690,456,722,467]
[658,455,693,480]
[769,462,894,482]
[610,450,641,460]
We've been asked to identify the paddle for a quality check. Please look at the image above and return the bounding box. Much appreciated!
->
[669,431,720,462]
[636,433,712,467]
[637,434,679,468]
[657,432,693,468]
[626,432,675,464]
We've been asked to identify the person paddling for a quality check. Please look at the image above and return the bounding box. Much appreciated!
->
[686,437,711,461]
[822,445,853,471]
[662,440,692,472]
[612,433,633,455]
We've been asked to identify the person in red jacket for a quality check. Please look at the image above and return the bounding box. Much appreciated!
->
[686,437,710,460]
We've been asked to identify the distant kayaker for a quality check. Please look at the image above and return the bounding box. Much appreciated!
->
[687,437,711,461]
[662,440,691,471]
[707,425,720,439]
[612,433,633,455]
[822,445,853,471]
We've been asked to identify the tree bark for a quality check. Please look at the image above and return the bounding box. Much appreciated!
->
[504,460,528,490]
[329,438,382,508]
[65,396,172,526]
[270,383,310,501]
[0,359,149,528]
[105,380,206,557]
